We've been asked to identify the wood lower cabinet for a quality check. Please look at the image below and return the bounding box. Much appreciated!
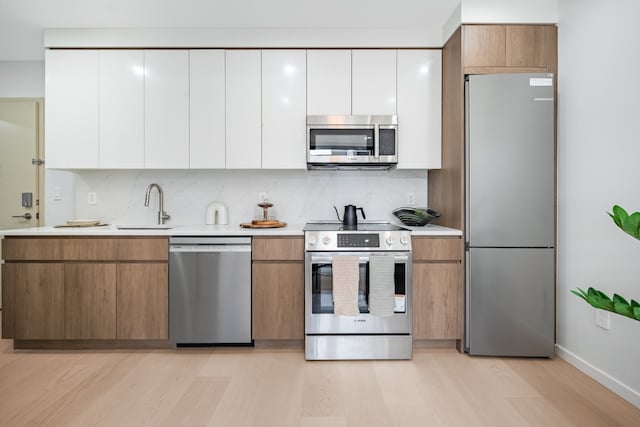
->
[252,237,304,341]
[1,237,169,346]
[413,263,462,340]
[117,263,168,339]
[3,263,65,340]
[412,237,463,342]
[64,263,117,339]
[252,262,304,340]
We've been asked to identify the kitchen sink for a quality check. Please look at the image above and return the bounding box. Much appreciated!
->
[116,225,173,230]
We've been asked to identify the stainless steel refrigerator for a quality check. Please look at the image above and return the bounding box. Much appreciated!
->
[465,73,555,357]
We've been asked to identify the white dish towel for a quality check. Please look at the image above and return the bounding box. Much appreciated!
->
[332,256,360,316]
[368,256,395,317]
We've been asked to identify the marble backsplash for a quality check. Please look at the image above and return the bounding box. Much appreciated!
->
[71,169,428,226]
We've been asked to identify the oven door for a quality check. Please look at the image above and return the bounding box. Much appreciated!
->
[305,251,412,335]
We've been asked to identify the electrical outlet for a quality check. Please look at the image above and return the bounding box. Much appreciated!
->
[87,191,97,205]
[259,192,268,202]
[594,309,610,330]
[407,192,415,206]
[53,187,62,201]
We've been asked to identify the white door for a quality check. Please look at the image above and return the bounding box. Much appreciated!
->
[352,50,397,115]
[226,50,261,169]
[0,99,41,230]
[262,50,307,169]
[144,50,190,168]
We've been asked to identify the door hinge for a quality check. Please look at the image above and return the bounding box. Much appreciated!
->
[32,158,45,166]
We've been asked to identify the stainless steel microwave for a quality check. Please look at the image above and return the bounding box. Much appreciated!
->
[307,115,398,170]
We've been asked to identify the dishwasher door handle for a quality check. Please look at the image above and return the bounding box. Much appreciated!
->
[169,245,251,253]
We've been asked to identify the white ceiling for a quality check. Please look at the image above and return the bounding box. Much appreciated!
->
[0,0,460,61]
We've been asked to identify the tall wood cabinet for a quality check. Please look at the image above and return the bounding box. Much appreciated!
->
[1,237,169,346]
[251,237,304,341]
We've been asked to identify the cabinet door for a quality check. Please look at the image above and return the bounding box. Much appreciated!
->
[252,262,304,340]
[99,50,144,168]
[463,25,507,67]
[413,263,462,340]
[226,50,262,168]
[45,50,99,168]
[352,50,397,115]
[506,25,552,68]
[397,50,442,169]
[190,49,226,168]
[144,50,189,168]
[262,50,307,169]
[3,263,64,340]
[117,263,168,339]
[64,263,117,339]
[306,50,351,115]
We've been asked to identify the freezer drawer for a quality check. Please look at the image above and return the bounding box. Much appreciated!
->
[467,247,554,357]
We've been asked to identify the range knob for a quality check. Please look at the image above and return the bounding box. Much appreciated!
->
[385,235,394,246]
[307,235,317,246]
[322,235,331,245]
[400,235,409,245]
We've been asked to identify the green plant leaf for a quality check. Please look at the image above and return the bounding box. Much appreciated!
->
[610,205,628,228]
[614,302,635,319]
[613,294,629,305]
[621,212,640,239]
[634,307,640,321]
[571,290,589,303]
[595,290,611,301]
[587,287,598,297]
[631,300,640,309]
[575,287,589,299]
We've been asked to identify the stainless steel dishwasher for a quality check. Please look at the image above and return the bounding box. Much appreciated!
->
[169,236,252,346]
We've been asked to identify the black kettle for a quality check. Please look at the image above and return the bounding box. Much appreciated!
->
[334,205,366,227]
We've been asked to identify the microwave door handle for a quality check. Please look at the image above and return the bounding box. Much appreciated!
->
[373,124,379,158]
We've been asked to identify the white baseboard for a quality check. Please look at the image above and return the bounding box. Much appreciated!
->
[555,344,640,409]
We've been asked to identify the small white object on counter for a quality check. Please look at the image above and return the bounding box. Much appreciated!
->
[205,202,228,225]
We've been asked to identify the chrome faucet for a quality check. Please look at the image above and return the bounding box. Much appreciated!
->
[144,183,170,225]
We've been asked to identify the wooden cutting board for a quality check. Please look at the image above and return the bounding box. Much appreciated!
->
[240,220,287,228]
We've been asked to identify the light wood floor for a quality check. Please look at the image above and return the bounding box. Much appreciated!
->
[0,337,638,426]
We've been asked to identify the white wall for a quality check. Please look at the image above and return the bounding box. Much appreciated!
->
[557,0,640,408]
[0,61,45,97]
[71,170,428,226]
[462,0,558,23]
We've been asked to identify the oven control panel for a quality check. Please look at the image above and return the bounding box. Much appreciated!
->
[305,231,412,251]
[337,233,380,248]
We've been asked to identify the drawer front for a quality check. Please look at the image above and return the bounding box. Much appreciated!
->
[3,237,168,261]
[117,238,168,261]
[3,238,65,260]
[252,237,304,261]
[412,237,463,262]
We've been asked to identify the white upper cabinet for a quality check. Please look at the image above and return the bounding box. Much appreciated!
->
[144,50,189,169]
[226,50,262,169]
[397,50,442,169]
[262,50,307,169]
[306,50,351,115]
[45,50,100,169]
[189,50,226,169]
[352,50,397,115]
[99,51,144,168]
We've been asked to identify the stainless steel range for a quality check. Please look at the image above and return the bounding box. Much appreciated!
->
[304,221,412,360]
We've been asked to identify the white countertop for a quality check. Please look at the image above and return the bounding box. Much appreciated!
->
[0,223,461,237]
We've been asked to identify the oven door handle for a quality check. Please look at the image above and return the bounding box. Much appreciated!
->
[310,255,409,263]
